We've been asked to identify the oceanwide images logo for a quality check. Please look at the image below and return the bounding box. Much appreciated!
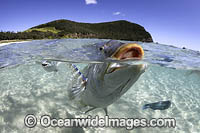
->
[24,114,176,129]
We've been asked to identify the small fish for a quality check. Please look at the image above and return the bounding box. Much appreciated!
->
[67,40,147,115]
[142,100,171,110]
[36,60,59,72]
[157,55,174,62]
[163,57,173,62]
[187,69,200,76]
[41,60,59,72]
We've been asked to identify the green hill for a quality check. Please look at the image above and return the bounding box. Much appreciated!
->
[0,19,153,42]
[27,19,153,42]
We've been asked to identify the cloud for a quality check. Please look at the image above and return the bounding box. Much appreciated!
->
[113,12,121,15]
[85,0,97,5]
[113,11,125,16]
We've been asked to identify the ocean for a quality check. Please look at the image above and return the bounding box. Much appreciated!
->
[0,39,200,133]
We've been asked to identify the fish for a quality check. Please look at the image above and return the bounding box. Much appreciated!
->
[187,69,200,76]
[142,100,171,110]
[36,60,59,72]
[68,40,147,115]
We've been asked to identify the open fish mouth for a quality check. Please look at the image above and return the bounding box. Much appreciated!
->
[111,43,144,60]
[106,43,144,74]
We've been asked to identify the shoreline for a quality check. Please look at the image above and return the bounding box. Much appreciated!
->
[0,39,32,47]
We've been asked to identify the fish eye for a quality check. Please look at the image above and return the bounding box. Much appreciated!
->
[42,63,48,66]
[99,47,104,51]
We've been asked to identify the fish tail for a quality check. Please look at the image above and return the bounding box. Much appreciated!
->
[142,104,150,110]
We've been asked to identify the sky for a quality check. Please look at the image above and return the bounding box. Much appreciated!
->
[0,0,200,50]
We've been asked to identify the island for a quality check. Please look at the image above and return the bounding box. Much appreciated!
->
[0,19,153,42]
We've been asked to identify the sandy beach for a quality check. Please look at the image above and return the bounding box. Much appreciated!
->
[0,40,31,47]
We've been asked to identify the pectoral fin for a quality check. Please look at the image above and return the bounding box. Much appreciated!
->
[68,64,88,99]
[104,108,108,115]
[84,107,108,115]
[84,107,97,114]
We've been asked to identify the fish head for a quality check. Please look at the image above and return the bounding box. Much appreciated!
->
[98,40,125,58]
[84,41,146,107]
[41,60,58,72]
[41,60,52,67]
[98,40,146,78]
[98,40,144,59]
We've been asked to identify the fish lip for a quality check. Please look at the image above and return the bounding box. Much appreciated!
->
[111,43,144,60]
[106,43,144,74]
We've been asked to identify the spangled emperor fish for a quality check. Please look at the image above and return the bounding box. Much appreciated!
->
[69,40,146,114]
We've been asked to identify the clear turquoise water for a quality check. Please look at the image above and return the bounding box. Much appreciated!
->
[0,39,200,133]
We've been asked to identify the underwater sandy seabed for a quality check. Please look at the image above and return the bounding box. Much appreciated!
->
[0,62,200,133]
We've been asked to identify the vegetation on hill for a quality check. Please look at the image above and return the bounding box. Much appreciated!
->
[25,27,61,34]
[0,19,153,42]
